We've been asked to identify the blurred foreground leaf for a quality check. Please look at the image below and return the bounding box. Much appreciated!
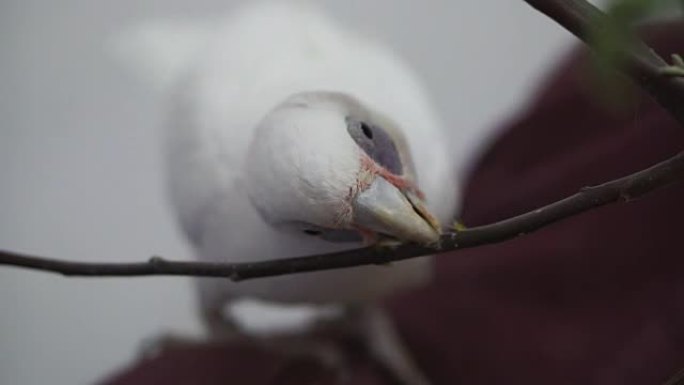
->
[587,0,678,110]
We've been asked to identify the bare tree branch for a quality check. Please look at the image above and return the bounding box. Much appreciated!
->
[2,150,683,281]
[661,54,684,77]
[523,0,684,127]
[1,0,683,281]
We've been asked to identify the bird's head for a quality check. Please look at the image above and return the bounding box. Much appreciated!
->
[245,91,441,245]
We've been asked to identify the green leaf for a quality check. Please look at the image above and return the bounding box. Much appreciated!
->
[586,0,679,110]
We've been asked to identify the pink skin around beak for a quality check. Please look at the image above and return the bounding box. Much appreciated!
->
[351,173,441,245]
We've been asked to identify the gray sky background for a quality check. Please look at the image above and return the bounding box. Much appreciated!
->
[0,1,605,384]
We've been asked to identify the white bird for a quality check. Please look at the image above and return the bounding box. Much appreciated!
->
[115,2,458,383]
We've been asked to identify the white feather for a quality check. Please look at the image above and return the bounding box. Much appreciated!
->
[110,19,214,91]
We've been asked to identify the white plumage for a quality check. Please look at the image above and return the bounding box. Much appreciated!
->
[119,2,458,331]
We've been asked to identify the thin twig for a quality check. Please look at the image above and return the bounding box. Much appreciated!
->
[2,151,683,281]
[523,0,684,127]
[661,54,684,77]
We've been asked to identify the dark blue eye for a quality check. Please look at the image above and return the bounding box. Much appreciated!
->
[346,117,403,175]
[360,122,373,139]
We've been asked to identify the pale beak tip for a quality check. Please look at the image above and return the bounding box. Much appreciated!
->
[410,224,441,246]
[351,177,442,246]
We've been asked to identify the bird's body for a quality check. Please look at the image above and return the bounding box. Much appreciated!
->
[117,4,459,383]
[162,3,458,308]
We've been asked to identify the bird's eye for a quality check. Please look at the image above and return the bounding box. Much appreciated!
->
[346,116,403,174]
[360,122,373,139]
[303,229,322,236]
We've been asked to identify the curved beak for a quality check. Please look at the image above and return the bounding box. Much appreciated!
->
[351,177,441,244]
